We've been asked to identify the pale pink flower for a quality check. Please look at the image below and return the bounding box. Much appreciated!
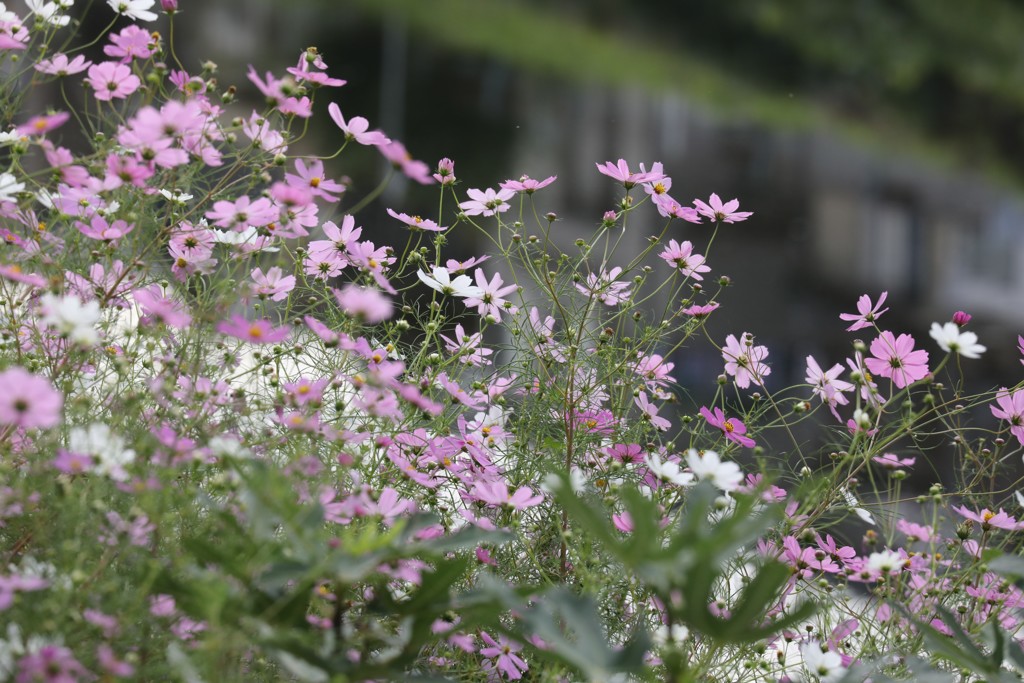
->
[693,193,753,223]
[35,54,93,76]
[839,291,889,332]
[332,284,393,324]
[216,315,290,344]
[595,159,665,188]
[459,187,515,217]
[327,103,389,146]
[500,174,556,194]
[0,367,63,429]
[386,208,445,232]
[722,332,770,388]
[991,387,1024,446]
[659,239,710,280]
[953,506,1024,531]
[250,266,296,302]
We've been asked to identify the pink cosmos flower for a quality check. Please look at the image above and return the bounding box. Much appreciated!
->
[576,267,633,306]
[635,391,671,431]
[839,291,889,332]
[285,158,345,202]
[76,216,135,241]
[86,61,142,101]
[864,331,929,389]
[462,269,518,321]
[206,195,278,230]
[133,285,192,328]
[480,631,528,680]
[327,103,389,146]
[500,174,557,194]
[990,387,1024,446]
[693,193,753,223]
[595,159,665,188]
[250,266,296,302]
[806,355,854,420]
[658,239,710,280]
[386,208,445,232]
[470,480,543,510]
[872,453,915,469]
[681,302,719,318]
[15,111,70,136]
[332,284,393,324]
[722,332,771,388]
[379,140,434,184]
[104,24,156,62]
[433,158,456,185]
[440,323,492,366]
[953,506,1024,531]
[896,520,933,543]
[652,193,703,223]
[700,406,756,448]
[36,54,92,76]
[0,367,63,429]
[13,646,86,681]
[286,50,346,87]
[459,187,515,217]
[216,315,291,344]
[634,353,676,394]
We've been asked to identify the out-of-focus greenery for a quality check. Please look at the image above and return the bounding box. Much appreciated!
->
[340,0,1024,188]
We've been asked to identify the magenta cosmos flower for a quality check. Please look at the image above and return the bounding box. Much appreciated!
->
[700,406,755,448]
[864,331,929,389]
[216,315,291,344]
[86,61,142,101]
[0,367,63,429]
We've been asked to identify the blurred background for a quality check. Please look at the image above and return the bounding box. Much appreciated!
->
[163,0,1024,399]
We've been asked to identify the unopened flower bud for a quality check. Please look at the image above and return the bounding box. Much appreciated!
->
[545,212,557,223]
[161,0,178,12]
[952,310,971,327]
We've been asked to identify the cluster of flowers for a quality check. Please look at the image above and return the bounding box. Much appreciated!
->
[0,1,1023,681]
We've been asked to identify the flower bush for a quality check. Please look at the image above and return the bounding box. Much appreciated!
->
[1,2,1024,681]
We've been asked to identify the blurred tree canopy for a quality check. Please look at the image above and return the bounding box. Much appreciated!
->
[345,0,1024,188]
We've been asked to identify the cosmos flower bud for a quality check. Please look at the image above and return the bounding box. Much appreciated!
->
[161,0,179,12]
[952,310,971,327]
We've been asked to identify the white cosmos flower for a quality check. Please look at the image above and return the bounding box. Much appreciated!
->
[40,293,101,345]
[686,449,742,492]
[644,452,694,488]
[0,172,25,202]
[158,188,194,204]
[799,641,845,683]
[929,321,985,359]
[106,0,157,22]
[26,0,71,26]
[68,423,135,480]
[417,266,484,298]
